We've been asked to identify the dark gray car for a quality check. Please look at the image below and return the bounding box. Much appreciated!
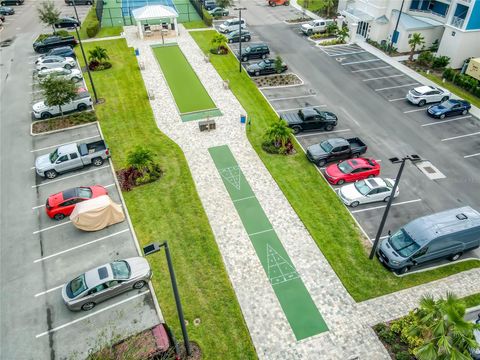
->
[62,257,152,311]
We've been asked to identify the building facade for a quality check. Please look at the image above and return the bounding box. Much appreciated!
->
[338,0,480,68]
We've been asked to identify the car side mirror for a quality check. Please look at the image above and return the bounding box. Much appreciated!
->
[388,230,391,236]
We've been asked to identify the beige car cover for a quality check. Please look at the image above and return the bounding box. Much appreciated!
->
[70,195,125,231]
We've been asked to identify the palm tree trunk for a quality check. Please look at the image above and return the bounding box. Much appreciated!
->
[59,105,64,119]
[409,46,415,61]
[52,24,56,35]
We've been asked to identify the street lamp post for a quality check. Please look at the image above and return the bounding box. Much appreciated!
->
[389,0,405,54]
[71,0,80,24]
[144,241,191,357]
[369,154,421,260]
[234,7,247,73]
[73,24,98,103]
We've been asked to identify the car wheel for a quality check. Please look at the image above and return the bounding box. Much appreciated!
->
[307,29,312,36]
[448,252,462,261]
[64,64,72,69]
[68,0,73,4]
[352,153,360,158]
[242,56,248,62]
[441,96,449,102]
[418,100,426,107]
[77,103,87,111]
[462,109,468,115]
[45,170,57,179]
[336,179,345,185]
[383,196,390,202]
[350,201,360,208]
[325,124,334,131]
[133,280,146,289]
[439,114,446,119]
[246,37,250,42]
[16,1,20,5]
[271,2,276,6]
[261,54,267,59]
[87,0,92,4]
[53,213,65,221]
[41,112,52,119]
[284,1,290,5]
[291,126,301,135]
[81,302,95,311]
[367,174,375,178]
[228,39,233,43]
[395,266,410,275]
[40,67,47,71]
[255,71,260,76]
[317,159,326,167]
[92,157,104,166]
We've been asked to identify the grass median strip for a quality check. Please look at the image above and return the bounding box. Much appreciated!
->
[191,30,480,302]
[76,39,256,359]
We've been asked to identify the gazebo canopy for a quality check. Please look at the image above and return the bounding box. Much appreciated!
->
[132,5,179,21]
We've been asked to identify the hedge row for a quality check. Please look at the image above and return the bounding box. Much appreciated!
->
[443,68,480,98]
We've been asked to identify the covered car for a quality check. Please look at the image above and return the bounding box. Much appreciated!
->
[70,195,125,231]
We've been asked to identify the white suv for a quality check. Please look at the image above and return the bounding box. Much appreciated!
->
[219,18,246,33]
[36,55,76,71]
[32,91,92,119]
[406,85,450,106]
[38,68,83,82]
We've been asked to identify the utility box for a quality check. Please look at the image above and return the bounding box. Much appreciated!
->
[466,58,480,81]
[199,119,216,131]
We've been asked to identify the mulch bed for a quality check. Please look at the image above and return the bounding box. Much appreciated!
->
[254,73,302,88]
[32,111,97,134]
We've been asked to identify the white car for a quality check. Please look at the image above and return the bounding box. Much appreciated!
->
[36,55,76,71]
[406,85,450,106]
[38,68,83,82]
[301,19,335,35]
[338,177,399,208]
[32,91,92,119]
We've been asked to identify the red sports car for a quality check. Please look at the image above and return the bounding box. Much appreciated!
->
[45,185,108,220]
[324,158,380,185]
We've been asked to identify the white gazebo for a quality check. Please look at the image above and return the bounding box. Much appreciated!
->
[132,5,179,39]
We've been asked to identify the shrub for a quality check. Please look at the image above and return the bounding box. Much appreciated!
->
[395,351,411,360]
[431,55,450,69]
[417,51,433,66]
[378,329,396,345]
[202,9,213,27]
[390,312,423,350]
[391,344,403,353]
[320,38,345,46]
[373,323,387,333]
[442,67,455,81]
[86,19,100,38]
[310,32,334,39]
[475,86,480,97]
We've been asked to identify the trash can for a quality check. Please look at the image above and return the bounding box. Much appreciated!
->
[135,48,140,56]
[240,115,246,124]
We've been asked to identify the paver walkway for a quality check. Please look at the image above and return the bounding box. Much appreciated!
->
[124,26,480,359]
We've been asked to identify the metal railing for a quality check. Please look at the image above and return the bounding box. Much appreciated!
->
[450,15,465,28]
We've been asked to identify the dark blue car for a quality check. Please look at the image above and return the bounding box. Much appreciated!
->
[41,46,76,59]
[427,99,471,119]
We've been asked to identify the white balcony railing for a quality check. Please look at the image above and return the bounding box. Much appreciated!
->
[450,16,465,28]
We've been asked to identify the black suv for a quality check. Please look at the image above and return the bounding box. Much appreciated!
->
[237,43,270,62]
[227,30,251,43]
[65,0,93,4]
[40,46,76,59]
[0,0,24,5]
[55,17,81,28]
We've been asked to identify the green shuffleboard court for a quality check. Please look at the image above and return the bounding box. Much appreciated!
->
[152,44,222,122]
[209,145,328,340]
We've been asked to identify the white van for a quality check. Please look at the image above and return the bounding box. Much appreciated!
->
[32,91,92,119]
[219,18,246,33]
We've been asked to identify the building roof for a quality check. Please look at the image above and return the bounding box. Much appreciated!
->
[341,7,374,22]
[392,9,443,30]
[132,5,178,21]
[375,15,389,25]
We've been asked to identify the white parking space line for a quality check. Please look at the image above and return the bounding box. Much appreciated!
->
[277,105,327,112]
[269,95,316,102]
[441,131,480,142]
[351,66,391,73]
[328,51,366,57]
[33,220,71,234]
[388,97,406,102]
[464,153,480,159]
[404,107,428,114]
[33,229,129,263]
[30,135,100,153]
[375,83,418,91]
[35,290,149,338]
[35,284,64,298]
[421,115,472,127]
[296,128,351,137]
[31,184,116,210]
[351,199,422,214]
[340,107,360,126]
[342,59,382,66]
[363,74,405,82]
[32,165,110,188]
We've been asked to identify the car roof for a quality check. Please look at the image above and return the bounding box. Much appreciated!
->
[414,85,436,94]
[84,263,114,288]
[363,177,387,188]
[347,158,375,168]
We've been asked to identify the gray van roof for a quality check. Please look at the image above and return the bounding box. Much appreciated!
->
[404,206,480,245]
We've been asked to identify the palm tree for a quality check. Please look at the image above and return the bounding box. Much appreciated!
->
[127,146,154,173]
[337,26,349,43]
[210,33,227,54]
[408,32,425,61]
[320,0,335,17]
[409,292,480,360]
[88,46,110,64]
[264,119,293,148]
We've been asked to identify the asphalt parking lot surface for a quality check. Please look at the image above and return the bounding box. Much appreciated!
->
[1,4,161,358]
[241,0,480,271]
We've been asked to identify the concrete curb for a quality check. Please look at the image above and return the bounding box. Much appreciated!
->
[289,0,320,20]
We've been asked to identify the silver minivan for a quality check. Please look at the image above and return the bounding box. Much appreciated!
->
[377,206,480,274]
[218,18,246,33]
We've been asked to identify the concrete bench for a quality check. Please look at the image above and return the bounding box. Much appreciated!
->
[199,119,216,131]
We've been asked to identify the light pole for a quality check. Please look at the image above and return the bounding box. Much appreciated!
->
[73,24,99,103]
[71,0,80,25]
[389,0,405,54]
[144,241,191,357]
[234,7,246,73]
[369,154,421,260]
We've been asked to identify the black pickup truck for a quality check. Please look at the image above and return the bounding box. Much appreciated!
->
[280,107,337,134]
[33,35,77,53]
[306,137,367,167]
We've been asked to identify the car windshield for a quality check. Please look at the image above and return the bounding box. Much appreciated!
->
[244,47,251,53]
[110,260,131,280]
[258,61,266,68]
[49,149,59,163]
[338,161,353,174]
[67,274,87,298]
[354,180,371,195]
[77,187,93,198]
[320,140,333,152]
[388,229,420,258]
[307,21,315,26]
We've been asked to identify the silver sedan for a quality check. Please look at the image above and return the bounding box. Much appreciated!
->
[62,257,152,311]
[338,177,399,207]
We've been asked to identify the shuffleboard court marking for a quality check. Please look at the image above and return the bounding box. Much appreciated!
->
[209,145,328,340]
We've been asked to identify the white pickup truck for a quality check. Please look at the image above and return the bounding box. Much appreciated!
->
[35,140,110,179]
[301,19,335,35]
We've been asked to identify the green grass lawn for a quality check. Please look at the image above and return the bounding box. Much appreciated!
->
[152,45,217,114]
[183,21,208,29]
[75,39,256,359]
[297,0,337,16]
[191,30,480,302]
[462,293,480,309]
[419,70,480,109]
